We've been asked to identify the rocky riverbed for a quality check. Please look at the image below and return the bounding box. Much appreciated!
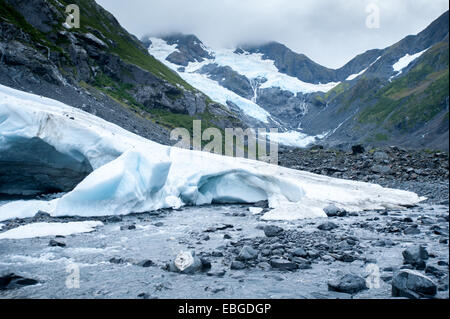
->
[0,147,448,299]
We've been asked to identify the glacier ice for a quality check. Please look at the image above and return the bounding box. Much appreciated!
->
[0,84,425,222]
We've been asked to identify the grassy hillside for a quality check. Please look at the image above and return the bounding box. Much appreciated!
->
[357,40,449,132]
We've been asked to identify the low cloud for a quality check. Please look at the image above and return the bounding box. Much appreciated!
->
[97,0,449,68]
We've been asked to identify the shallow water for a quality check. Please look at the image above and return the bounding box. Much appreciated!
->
[0,204,448,299]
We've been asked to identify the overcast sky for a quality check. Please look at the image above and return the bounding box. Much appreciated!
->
[97,0,449,68]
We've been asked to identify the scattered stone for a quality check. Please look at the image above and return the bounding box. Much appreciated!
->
[0,273,38,290]
[107,216,122,223]
[402,246,429,269]
[323,205,347,217]
[392,270,437,299]
[168,251,204,274]
[270,259,297,271]
[318,221,338,231]
[373,151,389,161]
[223,234,232,239]
[109,257,126,264]
[236,246,258,261]
[137,292,151,299]
[120,225,136,230]
[135,259,154,267]
[33,210,51,219]
[254,200,269,208]
[230,261,246,270]
[371,165,391,174]
[328,274,367,294]
[49,239,66,247]
[263,225,284,237]
[404,225,420,235]
[351,145,365,155]
[207,270,226,277]
[292,248,308,258]
[425,265,446,278]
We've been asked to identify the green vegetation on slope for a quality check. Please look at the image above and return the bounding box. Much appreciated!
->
[358,41,449,131]
[56,0,195,91]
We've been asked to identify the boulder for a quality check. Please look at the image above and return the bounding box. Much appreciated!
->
[328,274,367,294]
[392,270,437,298]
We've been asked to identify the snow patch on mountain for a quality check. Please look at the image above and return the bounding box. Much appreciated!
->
[345,56,381,81]
[0,84,425,221]
[392,48,429,75]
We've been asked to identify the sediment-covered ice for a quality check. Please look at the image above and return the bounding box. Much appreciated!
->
[0,84,425,222]
[0,221,103,239]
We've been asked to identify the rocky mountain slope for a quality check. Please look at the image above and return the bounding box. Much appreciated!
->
[146,10,449,150]
[0,0,243,146]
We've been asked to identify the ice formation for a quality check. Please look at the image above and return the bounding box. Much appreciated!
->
[0,84,425,222]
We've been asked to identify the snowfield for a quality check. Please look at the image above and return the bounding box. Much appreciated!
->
[0,84,424,222]
[392,48,429,75]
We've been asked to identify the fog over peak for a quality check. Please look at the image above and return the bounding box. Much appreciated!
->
[97,0,449,68]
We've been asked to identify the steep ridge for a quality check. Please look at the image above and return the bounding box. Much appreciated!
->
[0,0,243,145]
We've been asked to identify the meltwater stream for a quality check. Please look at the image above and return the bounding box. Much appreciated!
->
[0,203,448,299]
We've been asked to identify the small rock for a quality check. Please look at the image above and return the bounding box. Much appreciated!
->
[402,246,428,269]
[254,200,269,208]
[425,265,446,278]
[49,239,66,247]
[120,225,136,230]
[109,257,126,264]
[263,225,284,237]
[292,248,308,258]
[328,274,367,294]
[236,246,258,261]
[270,259,297,271]
[351,145,365,155]
[0,273,38,290]
[373,151,389,161]
[168,251,204,274]
[404,225,420,235]
[230,261,246,270]
[135,259,154,267]
[318,221,339,231]
[34,211,51,219]
[371,165,391,174]
[323,205,347,217]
